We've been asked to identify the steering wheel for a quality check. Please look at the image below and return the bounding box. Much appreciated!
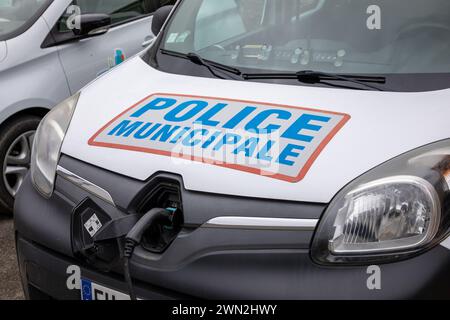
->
[396,22,450,39]
[198,44,227,55]
[196,44,230,61]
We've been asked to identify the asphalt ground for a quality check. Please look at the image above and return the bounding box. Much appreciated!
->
[0,215,24,299]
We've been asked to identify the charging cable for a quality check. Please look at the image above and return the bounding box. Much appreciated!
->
[122,208,172,300]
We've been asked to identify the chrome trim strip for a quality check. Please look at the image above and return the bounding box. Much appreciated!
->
[202,216,318,231]
[56,165,115,206]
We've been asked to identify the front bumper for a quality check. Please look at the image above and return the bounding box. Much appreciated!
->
[15,156,450,299]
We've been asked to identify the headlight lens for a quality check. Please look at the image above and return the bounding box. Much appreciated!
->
[31,93,79,198]
[329,176,440,254]
[312,140,450,265]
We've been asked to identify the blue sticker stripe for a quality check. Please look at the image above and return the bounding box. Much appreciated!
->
[81,279,92,301]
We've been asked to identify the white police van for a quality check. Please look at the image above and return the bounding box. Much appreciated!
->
[15,0,450,299]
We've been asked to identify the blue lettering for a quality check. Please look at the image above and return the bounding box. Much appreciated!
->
[282,114,330,142]
[170,127,191,144]
[223,106,257,129]
[182,129,209,147]
[245,109,291,134]
[133,123,160,139]
[150,125,181,142]
[164,100,208,122]
[130,97,177,118]
[108,120,143,137]
[277,144,304,166]
[257,140,275,161]
[213,133,242,151]
[233,137,259,157]
[201,131,221,149]
[195,103,227,127]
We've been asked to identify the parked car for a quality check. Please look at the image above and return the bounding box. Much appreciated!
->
[0,0,174,214]
[15,0,450,299]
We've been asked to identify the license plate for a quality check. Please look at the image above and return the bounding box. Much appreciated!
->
[81,278,130,300]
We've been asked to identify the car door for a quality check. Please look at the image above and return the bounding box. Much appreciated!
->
[51,0,175,93]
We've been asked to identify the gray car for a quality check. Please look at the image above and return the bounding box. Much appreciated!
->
[0,0,174,214]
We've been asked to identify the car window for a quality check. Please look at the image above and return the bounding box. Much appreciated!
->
[57,0,175,32]
[163,0,450,75]
[0,0,50,39]
[171,0,319,51]
[194,0,265,50]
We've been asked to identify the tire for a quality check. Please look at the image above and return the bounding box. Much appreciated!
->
[0,115,42,215]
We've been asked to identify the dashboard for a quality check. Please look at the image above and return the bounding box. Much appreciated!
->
[200,39,392,73]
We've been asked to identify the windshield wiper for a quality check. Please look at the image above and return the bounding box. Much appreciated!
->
[160,49,242,79]
[243,70,386,91]
[159,51,385,90]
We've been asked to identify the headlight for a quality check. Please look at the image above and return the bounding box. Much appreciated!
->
[312,139,450,265]
[31,93,79,198]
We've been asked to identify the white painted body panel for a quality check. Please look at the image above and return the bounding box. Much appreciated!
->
[62,56,450,203]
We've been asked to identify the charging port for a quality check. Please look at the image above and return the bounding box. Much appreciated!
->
[137,181,183,253]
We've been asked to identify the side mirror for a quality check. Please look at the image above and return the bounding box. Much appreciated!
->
[73,14,111,37]
[151,5,173,35]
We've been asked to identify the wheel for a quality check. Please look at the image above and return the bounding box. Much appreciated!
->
[0,115,42,215]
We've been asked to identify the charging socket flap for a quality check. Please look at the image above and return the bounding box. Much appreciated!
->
[72,198,137,271]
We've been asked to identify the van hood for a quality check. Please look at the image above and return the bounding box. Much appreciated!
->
[62,57,450,203]
[0,41,6,63]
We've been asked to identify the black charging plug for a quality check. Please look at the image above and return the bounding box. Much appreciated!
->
[122,208,172,300]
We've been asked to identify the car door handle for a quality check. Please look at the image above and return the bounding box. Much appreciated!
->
[142,39,154,47]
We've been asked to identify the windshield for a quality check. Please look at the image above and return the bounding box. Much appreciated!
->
[0,0,49,39]
[160,0,450,75]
